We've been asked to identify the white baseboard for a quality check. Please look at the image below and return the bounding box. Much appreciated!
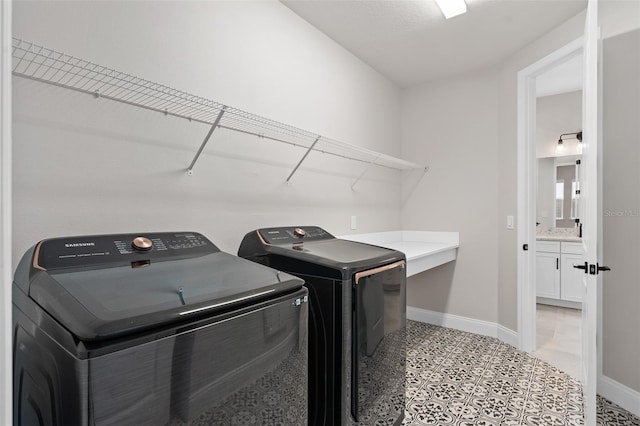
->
[407,306,518,348]
[598,374,640,418]
[497,324,519,348]
[537,297,582,310]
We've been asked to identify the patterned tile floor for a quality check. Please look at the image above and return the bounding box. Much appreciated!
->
[403,321,640,426]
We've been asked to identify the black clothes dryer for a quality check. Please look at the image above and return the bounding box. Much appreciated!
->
[13,232,308,426]
[238,226,406,426]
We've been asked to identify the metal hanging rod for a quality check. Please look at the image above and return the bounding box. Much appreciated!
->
[11,37,427,181]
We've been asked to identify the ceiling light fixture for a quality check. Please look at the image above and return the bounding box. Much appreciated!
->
[434,0,467,19]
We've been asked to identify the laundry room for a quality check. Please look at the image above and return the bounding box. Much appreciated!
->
[2,1,640,425]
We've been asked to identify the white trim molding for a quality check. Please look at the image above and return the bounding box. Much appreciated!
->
[407,306,518,348]
[0,0,12,423]
[598,374,640,418]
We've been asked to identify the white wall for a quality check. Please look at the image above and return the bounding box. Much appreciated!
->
[11,0,404,266]
[536,91,582,158]
[400,68,500,323]
[600,0,640,39]
[598,0,640,403]
[536,158,555,228]
[602,28,640,397]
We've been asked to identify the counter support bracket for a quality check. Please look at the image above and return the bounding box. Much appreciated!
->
[286,136,321,183]
[187,106,227,175]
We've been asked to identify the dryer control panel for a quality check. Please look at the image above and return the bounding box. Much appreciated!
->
[258,226,333,245]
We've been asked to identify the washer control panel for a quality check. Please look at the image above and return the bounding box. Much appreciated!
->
[36,232,216,270]
[258,226,333,245]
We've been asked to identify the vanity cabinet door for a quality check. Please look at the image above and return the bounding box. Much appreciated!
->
[536,251,560,299]
[561,252,584,302]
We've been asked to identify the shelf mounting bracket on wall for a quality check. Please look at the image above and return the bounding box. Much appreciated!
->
[286,136,321,183]
[187,106,227,175]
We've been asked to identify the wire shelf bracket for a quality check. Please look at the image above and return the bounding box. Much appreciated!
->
[11,37,427,186]
[286,136,321,183]
[187,106,227,175]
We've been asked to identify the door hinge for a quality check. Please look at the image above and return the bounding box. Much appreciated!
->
[523,244,529,251]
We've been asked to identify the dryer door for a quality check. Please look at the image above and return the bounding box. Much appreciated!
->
[352,260,406,423]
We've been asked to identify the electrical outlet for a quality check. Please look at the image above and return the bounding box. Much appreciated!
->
[351,216,357,230]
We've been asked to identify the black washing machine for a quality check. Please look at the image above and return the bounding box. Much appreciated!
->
[13,231,308,426]
[238,226,406,426]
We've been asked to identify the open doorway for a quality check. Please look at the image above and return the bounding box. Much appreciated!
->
[532,63,584,380]
[516,36,585,368]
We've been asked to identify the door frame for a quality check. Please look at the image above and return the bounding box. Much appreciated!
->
[0,0,12,424]
[516,37,584,353]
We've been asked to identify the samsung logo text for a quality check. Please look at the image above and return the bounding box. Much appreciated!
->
[65,242,96,248]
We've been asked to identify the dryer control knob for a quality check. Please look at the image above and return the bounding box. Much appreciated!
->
[293,228,306,238]
[132,236,153,251]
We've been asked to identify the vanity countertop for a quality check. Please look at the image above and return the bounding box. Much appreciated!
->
[536,235,582,242]
[536,227,581,242]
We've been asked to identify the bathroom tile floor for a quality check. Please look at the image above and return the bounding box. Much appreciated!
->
[533,303,582,381]
[403,320,640,426]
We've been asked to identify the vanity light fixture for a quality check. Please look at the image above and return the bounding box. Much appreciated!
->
[557,131,582,152]
[558,131,583,143]
[434,0,467,19]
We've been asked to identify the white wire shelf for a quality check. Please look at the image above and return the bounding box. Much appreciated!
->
[12,38,427,184]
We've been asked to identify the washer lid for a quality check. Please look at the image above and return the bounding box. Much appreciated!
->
[282,239,399,264]
[22,232,303,341]
[246,226,404,269]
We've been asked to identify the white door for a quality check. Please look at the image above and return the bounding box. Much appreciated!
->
[579,0,600,424]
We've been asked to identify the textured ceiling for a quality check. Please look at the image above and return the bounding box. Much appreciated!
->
[282,0,588,88]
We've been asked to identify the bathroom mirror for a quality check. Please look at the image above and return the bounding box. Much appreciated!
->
[536,155,581,229]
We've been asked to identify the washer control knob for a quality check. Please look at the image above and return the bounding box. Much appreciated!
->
[293,228,306,238]
[132,236,153,251]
